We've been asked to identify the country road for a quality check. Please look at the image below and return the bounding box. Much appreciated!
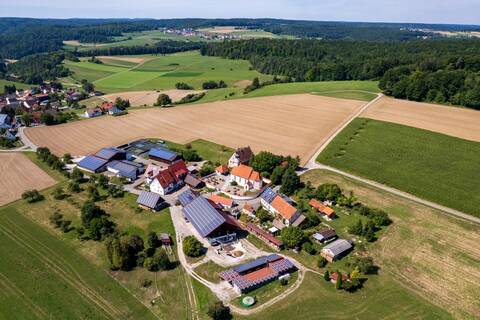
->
[302,92,480,225]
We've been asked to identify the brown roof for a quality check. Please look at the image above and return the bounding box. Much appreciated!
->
[318,228,337,239]
[230,164,261,182]
[235,146,253,163]
[243,204,255,213]
[246,222,283,247]
[309,199,335,217]
[243,267,275,282]
[271,195,297,220]
[155,170,177,188]
[184,174,203,188]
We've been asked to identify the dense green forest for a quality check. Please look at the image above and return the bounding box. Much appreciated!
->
[1,17,478,59]
[6,52,73,84]
[202,39,480,109]
[77,40,203,57]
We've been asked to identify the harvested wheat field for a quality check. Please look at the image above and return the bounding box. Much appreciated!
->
[0,153,56,206]
[98,90,204,106]
[97,56,147,64]
[25,94,365,164]
[363,96,480,142]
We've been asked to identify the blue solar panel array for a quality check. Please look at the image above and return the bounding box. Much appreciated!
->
[95,147,126,160]
[261,187,277,204]
[233,254,281,274]
[182,197,225,237]
[149,147,178,162]
[107,160,138,180]
[137,191,162,209]
[178,189,198,207]
[78,155,108,172]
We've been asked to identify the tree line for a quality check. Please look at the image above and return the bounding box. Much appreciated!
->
[202,38,480,109]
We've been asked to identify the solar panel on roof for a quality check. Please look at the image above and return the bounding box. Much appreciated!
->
[261,187,277,204]
[178,189,198,207]
[78,155,108,172]
[182,197,225,237]
[107,161,138,179]
[95,147,125,160]
[149,147,178,161]
[137,191,162,209]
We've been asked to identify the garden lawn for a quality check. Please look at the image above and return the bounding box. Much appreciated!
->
[165,139,234,165]
[317,118,480,217]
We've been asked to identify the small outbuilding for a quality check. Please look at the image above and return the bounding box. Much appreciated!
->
[184,173,204,189]
[137,191,166,212]
[313,229,337,244]
[321,239,353,262]
[159,233,172,246]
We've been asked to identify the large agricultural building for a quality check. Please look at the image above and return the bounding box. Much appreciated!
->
[219,254,296,293]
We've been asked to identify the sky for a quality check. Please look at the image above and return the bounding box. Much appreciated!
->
[1,0,479,25]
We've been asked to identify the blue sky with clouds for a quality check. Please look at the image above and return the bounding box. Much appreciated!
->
[1,0,479,25]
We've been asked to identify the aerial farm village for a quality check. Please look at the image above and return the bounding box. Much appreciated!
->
[1,15,480,320]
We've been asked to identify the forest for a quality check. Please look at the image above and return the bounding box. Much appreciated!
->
[202,39,480,109]
[1,17,478,59]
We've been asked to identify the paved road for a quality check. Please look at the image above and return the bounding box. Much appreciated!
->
[17,126,38,152]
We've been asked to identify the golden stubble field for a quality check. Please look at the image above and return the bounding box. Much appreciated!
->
[362,96,480,142]
[302,169,480,319]
[25,94,365,164]
[98,90,205,106]
[0,153,56,206]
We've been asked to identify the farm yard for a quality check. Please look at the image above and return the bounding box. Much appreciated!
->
[300,169,480,320]
[362,96,480,142]
[24,94,366,164]
[0,153,56,206]
[317,118,480,217]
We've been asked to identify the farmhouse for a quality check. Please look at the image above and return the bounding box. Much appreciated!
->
[242,204,256,216]
[228,146,253,168]
[84,108,103,118]
[181,196,240,238]
[150,169,182,196]
[215,164,229,175]
[309,199,336,220]
[144,163,163,184]
[107,160,144,181]
[321,239,353,262]
[148,147,182,164]
[260,188,303,227]
[230,164,262,191]
[313,229,337,243]
[77,155,109,173]
[219,254,295,293]
[95,147,127,161]
[136,191,166,212]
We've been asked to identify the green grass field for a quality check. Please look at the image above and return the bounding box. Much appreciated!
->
[0,206,156,320]
[244,272,450,320]
[63,51,271,93]
[317,118,480,217]
[164,139,234,165]
[0,79,31,90]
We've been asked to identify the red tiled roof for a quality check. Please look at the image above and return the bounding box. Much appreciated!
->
[169,160,188,179]
[243,267,275,282]
[271,196,297,220]
[155,170,177,188]
[309,199,335,217]
[216,164,229,174]
[209,194,233,207]
[230,164,261,182]
[246,222,283,247]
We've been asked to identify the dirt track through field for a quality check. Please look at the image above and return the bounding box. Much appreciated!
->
[362,96,480,142]
[0,153,56,206]
[25,94,365,164]
[98,90,204,106]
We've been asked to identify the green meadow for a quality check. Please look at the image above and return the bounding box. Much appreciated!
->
[317,118,480,217]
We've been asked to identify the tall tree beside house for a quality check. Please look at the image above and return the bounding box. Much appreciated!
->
[280,226,305,249]
[81,79,95,93]
[324,270,330,281]
[113,97,130,110]
[336,271,343,290]
[280,168,302,195]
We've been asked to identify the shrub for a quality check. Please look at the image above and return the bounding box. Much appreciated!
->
[280,277,288,286]
[175,92,205,104]
[207,301,231,320]
[144,251,171,272]
[302,241,316,255]
[175,82,193,90]
[280,226,305,249]
[155,94,172,107]
[53,186,66,200]
[183,235,204,257]
[21,189,44,203]
[317,256,328,268]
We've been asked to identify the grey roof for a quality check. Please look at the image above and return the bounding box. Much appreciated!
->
[107,160,138,180]
[261,187,276,204]
[78,155,108,172]
[95,147,126,161]
[291,214,306,227]
[182,197,226,237]
[233,254,282,274]
[318,229,337,239]
[178,189,199,207]
[137,191,163,209]
[322,239,352,256]
[184,174,203,188]
[149,147,179,161]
